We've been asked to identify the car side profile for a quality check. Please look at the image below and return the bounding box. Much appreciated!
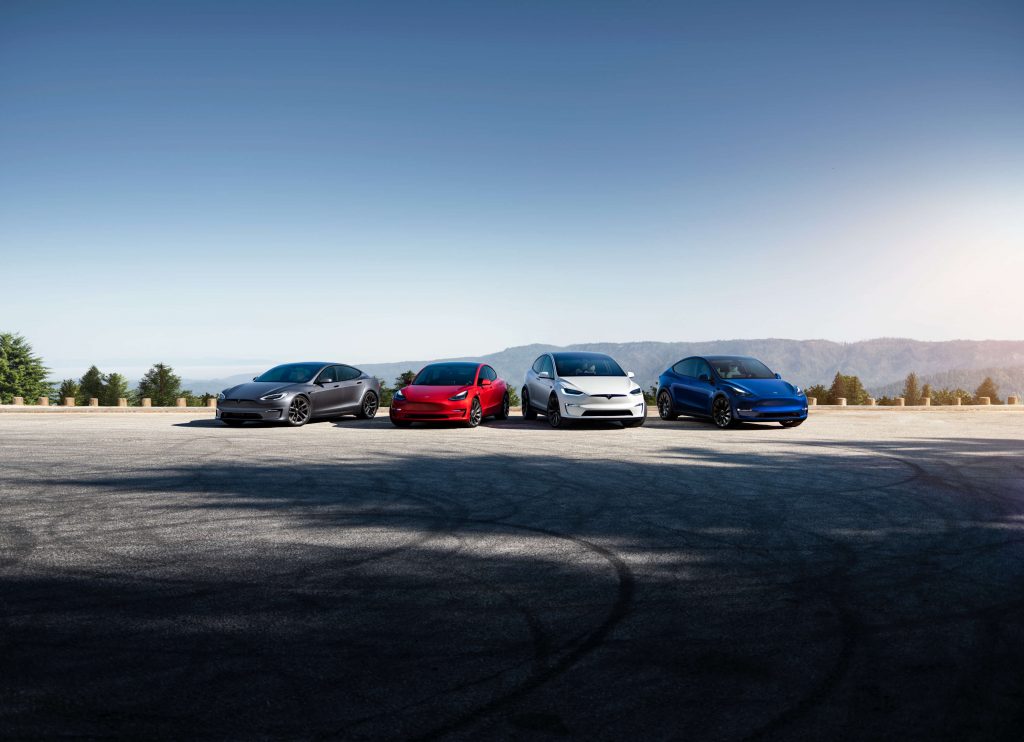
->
[656,355,807,428]
[522,351,645,428]
[217,362,381,427]
[389,362,510,428]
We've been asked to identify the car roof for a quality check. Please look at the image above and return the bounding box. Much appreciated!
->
[551,351,612,359]
[702,355,759,362]
[421,361,481,368]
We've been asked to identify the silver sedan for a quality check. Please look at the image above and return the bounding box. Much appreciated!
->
[217,362,381,427]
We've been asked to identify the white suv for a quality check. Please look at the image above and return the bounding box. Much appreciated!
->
[522,351,646,428]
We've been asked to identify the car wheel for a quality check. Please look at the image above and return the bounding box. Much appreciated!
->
[221,419,243,427]
[712,396,734,429]
[546,394,567,428]
[357,391,378,419]
[390,416,412,428]
[286,396,311,427]
[780,419,804,428]
[657,390,677,420]
[495,392,510,420]
[522,388,537,420]
[465,397,483,428]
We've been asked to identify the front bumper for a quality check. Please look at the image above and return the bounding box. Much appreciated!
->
[733,397,808,421]
[216,399,288,422]
[389,400,470,422]
[559,393,646,419]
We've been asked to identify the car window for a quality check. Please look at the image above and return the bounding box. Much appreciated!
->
[317,366,337,383]
[481,365,497,381]
[532,356,545,373]
[540,356,554,377]
[693,359,712,380]
[672,360,690,376]
[336,365,361,382]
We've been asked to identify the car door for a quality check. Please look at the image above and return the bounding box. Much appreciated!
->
[334,365,365,411]
[479,365,499,413]
[688,358,717,415]
[309,365,346,416]
[530,355,555,409]
[669,359,698,413]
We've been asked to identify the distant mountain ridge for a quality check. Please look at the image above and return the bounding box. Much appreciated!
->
[182,338,1024,397]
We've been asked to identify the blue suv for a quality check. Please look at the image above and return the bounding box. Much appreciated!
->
[656,355,807,428]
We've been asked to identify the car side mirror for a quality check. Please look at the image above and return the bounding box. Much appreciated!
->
[699,374,711,383]
[252,377,258,381]
[480,379,492,387]
[627,371,635,378]
[538,371,551,380]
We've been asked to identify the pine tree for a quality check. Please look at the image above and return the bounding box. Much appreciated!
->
[79,365,105,405]
[975,377,1001,404]
[921,383,932,402]
[0,333,53,403]
[902,372,920,405]
[828,372,847,404]
[136,363,183,406]
[507,385,521,407]
[57,379,80,405]
[102,373,131,406]
[395,370,416,388]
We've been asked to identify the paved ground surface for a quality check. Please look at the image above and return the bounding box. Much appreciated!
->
[1,410,1023,740]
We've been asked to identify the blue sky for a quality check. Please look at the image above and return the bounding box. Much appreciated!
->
[1,0,1022,378]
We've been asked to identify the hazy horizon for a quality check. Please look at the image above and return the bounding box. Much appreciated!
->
[3,1,1022,373]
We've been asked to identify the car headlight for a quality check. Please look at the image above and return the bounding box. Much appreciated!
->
[394,389,405,401]
[792,384,803,395]
[725,385,752,396]
[448,390,468,401]
[217,392,225,400]
[630,387,642,395]
[559,384,585,396]
[260,392,286,401]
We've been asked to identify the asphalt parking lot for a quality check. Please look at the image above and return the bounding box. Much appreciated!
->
[1,410,1023,740]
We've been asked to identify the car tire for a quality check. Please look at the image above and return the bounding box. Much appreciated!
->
[221,419,243,427]
[357,391,379,419]
[466,397,483,428]
[780,419,804,428]
[495,392,510,420]
[546,394,567,428]
[522,388,537,420]
[712,395,735,429]
[390,416,412,428]
[285,396,311,427]
[657,390,677,420]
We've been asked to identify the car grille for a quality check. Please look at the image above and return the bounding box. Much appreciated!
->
[582,409,630,417]
[221,399,258,407]
[221,412,262,420]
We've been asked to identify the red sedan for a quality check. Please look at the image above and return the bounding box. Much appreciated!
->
[389,362,509,427]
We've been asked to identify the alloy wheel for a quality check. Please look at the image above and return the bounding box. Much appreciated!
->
[288,396,311,426]
[712,396,732,428]
[547,396,563,428]
[658,390,675,420]
[360,393,378,419]
[468,398,483,427]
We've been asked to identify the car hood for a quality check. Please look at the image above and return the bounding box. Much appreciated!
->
[720,378,801,397]
[560,376,637,396]
[399,385,470,402]
[223,381,297,399]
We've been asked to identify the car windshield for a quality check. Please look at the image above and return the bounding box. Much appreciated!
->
[413,363,478,386]
[254,363,323,384]
[711,357,775,380]
[554,354,625,377]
